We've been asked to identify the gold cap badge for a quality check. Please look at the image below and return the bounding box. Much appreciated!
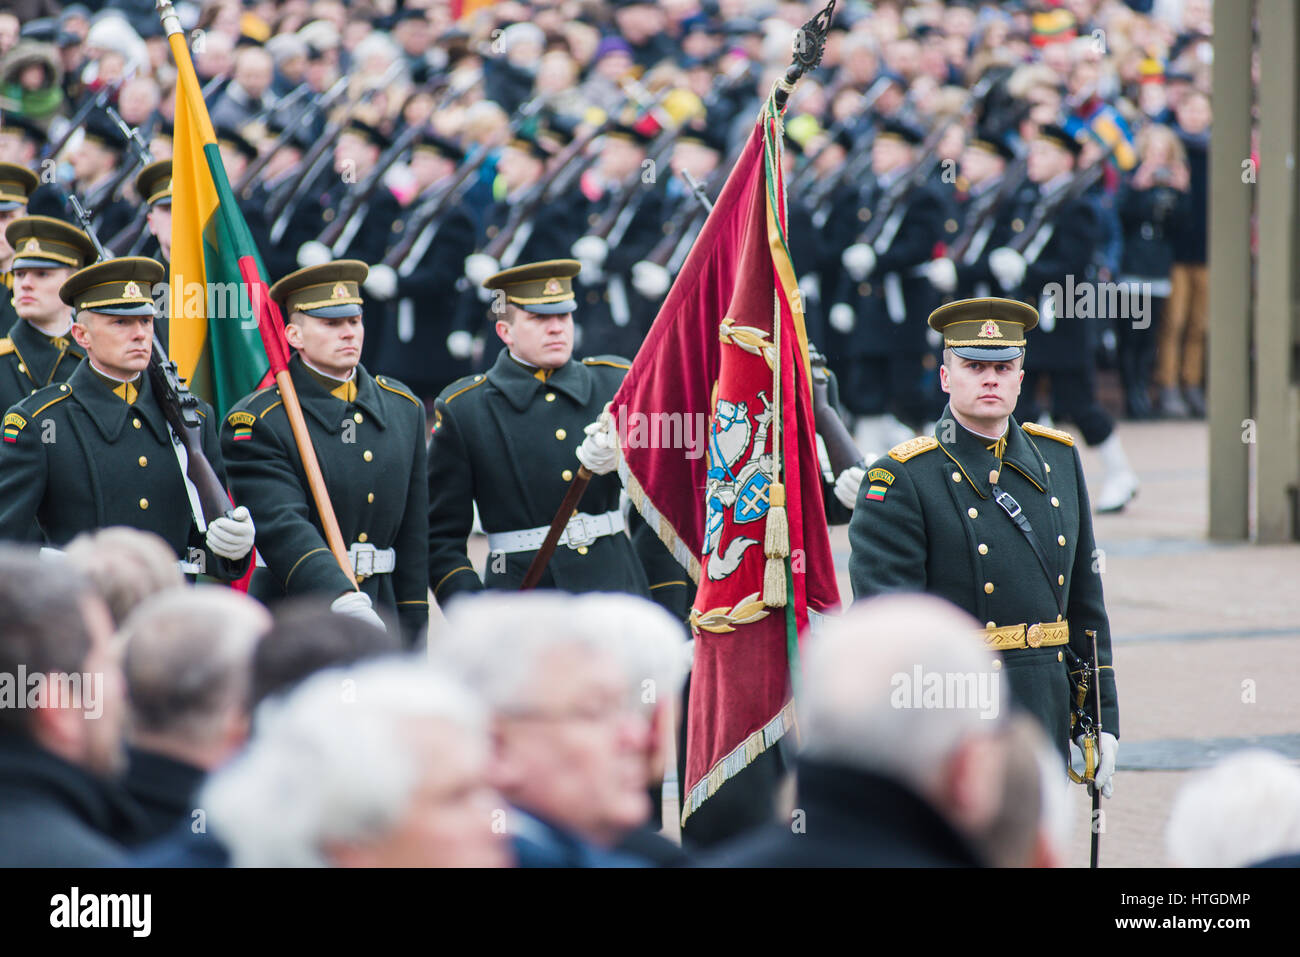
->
[332,282,348,299]
[978,319,1001,339]
[123,281,141,298]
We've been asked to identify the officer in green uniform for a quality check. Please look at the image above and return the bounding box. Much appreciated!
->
[0,257,256,581]
[848,297,1119,795]
[0,216,98,412]
[221,260,430,644]
[0,163,40,329]
[427,258,652,607]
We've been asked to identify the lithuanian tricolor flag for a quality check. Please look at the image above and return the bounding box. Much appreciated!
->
[167,24,273,416]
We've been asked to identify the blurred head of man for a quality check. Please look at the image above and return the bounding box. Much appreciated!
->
[670,138,721,183]
[117,77,161,127]
[596,133,647,186]
[203,659,509,867]
[119,587,270,772]
[333,129,380,180]
[1166,749,1300,867]
[871,134,914,178]
[0,549,126,778]
[960,142,1006,188]
[147,200,172,261]
[65,527,186,628]
[802,594,1009,858]
[68,136,119,187]
[409,148,457,194]
[436,593,655,847]
[1174,90,1211,136]
[1027,135,1076,185]
[232,47,274,102]
[497,141,545,194]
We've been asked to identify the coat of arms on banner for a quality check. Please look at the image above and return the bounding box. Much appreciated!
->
[704,392,773,581]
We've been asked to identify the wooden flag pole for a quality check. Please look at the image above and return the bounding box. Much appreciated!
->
[519,466,592,590]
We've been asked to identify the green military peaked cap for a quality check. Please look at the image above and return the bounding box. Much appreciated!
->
[0,162,38,211]
[6,215,98,270]
[270,260,368,319]
[135,159,173,207]
[928,297,1039,362]
[484,259,580,315]
[60,257,164,316]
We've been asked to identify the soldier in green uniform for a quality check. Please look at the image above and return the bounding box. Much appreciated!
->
[848,297,1119,795]
[0,162,39,330]
[134,159,173,350]
[0,257,256,581]
[221,261,430,644]
[0,216,97,412]
[427,258,652,607]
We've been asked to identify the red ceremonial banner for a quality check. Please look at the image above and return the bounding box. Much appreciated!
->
[610,96,839,824]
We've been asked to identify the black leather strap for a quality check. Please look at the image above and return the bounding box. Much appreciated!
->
[990,482,1065,619]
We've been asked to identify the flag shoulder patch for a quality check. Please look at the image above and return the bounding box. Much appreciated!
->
[1022,422,1075,446]
[888,436,938,462]
[0,338,13,357]
[867,467,895,486]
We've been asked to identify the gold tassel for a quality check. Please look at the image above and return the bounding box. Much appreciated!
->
[763,555,787,607]
[764,483,789,557]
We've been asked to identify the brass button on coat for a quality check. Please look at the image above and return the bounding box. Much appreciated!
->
[555,428,566,440]
[363,450,373,461]
[984,582,994,594]
[353,412,363,423]
[978,543,988,555]
[138,456,147,467]
[562,469,573,481]
[951,472,961,483]
[138,498,148,510]
[968,507,978,518]
[1051,497,1060,507]
[1058,535,1066,546]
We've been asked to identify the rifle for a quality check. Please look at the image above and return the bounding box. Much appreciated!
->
[41,79,120,162]
[382,148,491,270]
[67,193,232,528]
[267,59,406,239]
[234,77,345,195]
[316,120,426,254]
[1006,145,1114,258]
[808,344,863,475]
[945,155,1028,265]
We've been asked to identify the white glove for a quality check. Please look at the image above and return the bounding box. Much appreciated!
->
[631,260,671,300]
[828,302,855,334]
[205,505,255,560]
[363,263,398,300]
[464,252,500,287]
[331,590,386,632]
[571,234,609,273]
[446,329,474,359]
[680,638,695,675]
[833,465,865,510]
[297,240,332,268]
[1075,730,1118,798]
[575,410,619,475]
[841,242,876,282]
[926,257,957,293]
[988,247,1026,291]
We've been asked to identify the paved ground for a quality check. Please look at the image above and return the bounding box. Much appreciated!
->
[463,416,1300,866]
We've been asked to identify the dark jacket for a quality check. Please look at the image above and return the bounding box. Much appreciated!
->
[221,356,430,641]
[510,809,648,868]
[0,735,141,867]
[847,406,1120,754]
[704,759,986,867]
[0,360,250,581]
[1117,181,1190,282]
[121,746,207,846]
[427,348,652,606]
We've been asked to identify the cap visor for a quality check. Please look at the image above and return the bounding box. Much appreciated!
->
[950,345,1024,362]
[520,299,576,315]
[87,302,157,317]
[12,257,70,271]
[303,303,363,318]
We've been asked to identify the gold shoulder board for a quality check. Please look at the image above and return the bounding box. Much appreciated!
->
[888,435,939,462]
[0,338,13,357]
[1022,422,1075,446]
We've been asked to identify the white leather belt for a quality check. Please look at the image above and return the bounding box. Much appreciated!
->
[349,542,396,579]
[487,509,625,554]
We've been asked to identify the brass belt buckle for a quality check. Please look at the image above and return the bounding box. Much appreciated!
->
[1025,623,1045,648]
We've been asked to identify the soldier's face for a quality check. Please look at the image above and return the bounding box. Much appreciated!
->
[12,266,72,325]
[1027,139,1073,184]
[496,306,573,369]
[286,312,364,378]
[72,311,154,379]
[940,354,1024,427]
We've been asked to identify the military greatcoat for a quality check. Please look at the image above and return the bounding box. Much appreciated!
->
[0,359,249,581]
[427,347,652,606]
[848,404,1120,755]
[0,318,85,413]
[221,355,430,639]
